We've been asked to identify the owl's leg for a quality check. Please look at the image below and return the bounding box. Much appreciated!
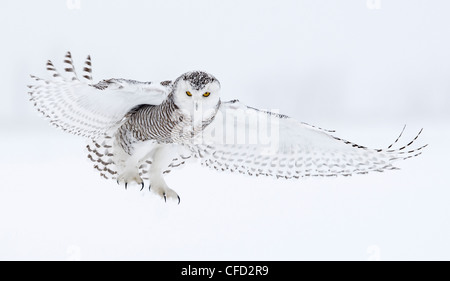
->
[148,144,180,204]
[115,141,154,189]
[116,156,144,189]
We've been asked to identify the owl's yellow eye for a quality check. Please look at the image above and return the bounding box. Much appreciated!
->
[186,91,192,97]
[203,92,211,97]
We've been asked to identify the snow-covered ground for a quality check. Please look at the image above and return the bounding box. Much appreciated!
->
[0,122,447,260]
[1,0,449,260]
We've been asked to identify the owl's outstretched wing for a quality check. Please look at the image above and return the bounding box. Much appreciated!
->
[28,52,172,139]
[195,100,427,178]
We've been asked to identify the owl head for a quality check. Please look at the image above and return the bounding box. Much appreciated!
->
[172,71,221,121]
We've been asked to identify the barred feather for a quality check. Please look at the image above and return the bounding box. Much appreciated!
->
[86,134,191,180]
[82,55,93,82]
[63,51,78,81]
[45,60,64,82]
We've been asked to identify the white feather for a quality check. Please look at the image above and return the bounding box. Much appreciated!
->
[28,53,170,139]
[196,100,427,178]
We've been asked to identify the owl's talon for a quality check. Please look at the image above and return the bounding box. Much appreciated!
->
[150,184,179,204]
[116,171,143,190]
[149,184,151,191]
[140,182,144,191]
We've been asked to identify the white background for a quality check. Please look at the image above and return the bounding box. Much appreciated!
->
[0,0,449,260]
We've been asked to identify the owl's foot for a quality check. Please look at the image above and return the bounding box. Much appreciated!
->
[150,184,180,204]
[116,170,143,190]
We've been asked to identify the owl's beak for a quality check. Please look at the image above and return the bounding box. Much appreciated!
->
[193,100,202,123]
[194,100,202,112]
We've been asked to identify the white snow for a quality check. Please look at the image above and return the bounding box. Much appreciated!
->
[0,123,447,260]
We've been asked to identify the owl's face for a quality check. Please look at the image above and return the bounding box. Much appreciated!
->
[172,71,221,121]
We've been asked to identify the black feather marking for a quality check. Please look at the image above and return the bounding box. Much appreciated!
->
[387,125,406,149]
[180,71,218,90]
[388,129,424,152]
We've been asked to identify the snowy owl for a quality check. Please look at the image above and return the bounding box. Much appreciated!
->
[28,52,427,203]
